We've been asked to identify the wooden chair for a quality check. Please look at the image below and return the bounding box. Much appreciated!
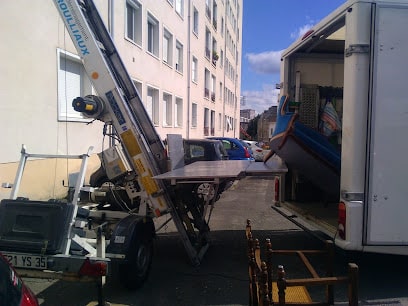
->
[246,219,359,306]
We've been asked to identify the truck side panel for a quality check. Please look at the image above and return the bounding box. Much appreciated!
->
[340,1,373,249]
[365,4,408,244]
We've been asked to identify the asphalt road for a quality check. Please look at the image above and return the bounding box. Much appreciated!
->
[25,176,408,305]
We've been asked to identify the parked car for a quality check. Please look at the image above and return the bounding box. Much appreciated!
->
[208,137,255,161]
[241,140,271,162]
[180,138,232,203]
[183,138,229,165]
[0,253,39,306]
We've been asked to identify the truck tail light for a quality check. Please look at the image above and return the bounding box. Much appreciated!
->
[338,202,346,240]
[244,147,251,158]
[79,259,107,277]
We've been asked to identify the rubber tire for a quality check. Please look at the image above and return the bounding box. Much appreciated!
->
[118,234,154,290]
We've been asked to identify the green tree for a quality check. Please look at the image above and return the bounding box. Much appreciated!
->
[246,115,260,140]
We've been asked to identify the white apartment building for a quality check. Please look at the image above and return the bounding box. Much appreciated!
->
[0,0,242,200]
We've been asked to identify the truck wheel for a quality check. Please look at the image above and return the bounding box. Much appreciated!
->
[119,234,153,290]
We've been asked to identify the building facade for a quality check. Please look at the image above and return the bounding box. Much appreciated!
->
[0,0,243,200]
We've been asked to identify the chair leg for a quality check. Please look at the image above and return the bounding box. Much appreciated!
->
[348,263,359,306]
[260,262,270,305]
[277,265,286,306]
[325,240,335,304]
[265,239,273,303]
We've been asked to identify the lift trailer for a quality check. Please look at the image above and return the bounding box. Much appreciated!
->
[49,0,236,270]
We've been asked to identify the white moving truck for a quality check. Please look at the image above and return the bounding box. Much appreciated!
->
[275,0,408,255]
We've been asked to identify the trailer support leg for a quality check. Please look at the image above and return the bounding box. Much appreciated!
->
[96,277,105,306]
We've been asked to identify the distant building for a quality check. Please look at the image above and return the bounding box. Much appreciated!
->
[258,105,278,142]
[240,109,256,120]
[239,109,255,139]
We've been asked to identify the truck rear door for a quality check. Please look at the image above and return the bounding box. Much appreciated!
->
[365,3,408,245]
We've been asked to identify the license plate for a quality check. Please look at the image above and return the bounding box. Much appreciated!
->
[3,253,47,270]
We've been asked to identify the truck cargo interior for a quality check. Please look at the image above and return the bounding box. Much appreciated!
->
[278,16,346,234]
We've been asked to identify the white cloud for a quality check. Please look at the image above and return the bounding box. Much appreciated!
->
[245,50,283,74]
[241,84,280,115]
[290,21,315,40]
[242,22,316,115]
[245,22,316,76]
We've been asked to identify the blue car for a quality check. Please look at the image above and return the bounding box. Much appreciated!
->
[208,137,255,161]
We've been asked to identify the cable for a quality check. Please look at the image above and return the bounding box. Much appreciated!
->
[109,185,132,212]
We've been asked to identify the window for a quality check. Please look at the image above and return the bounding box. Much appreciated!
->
[212,1,218,30]
[225,116,232,132]
[175,0,184,17]
[57,49,93,121]
[205,0,211,20]
[147,13,159,56]
[218,113,222,130]
[126,0,142,45]
[192,57,198,83]
[210,110,215,135]
[212,39,218,65]
[147,86,159,125]
[133,80,142,98]
[211,75,216,101]
[175,40,183,72]
[205,28,211,58]
[204,69,210,98]
[193,7,199,35]
[163,29,173,65]
[163,93,172,126]
[175,97,183,127]
[191,103,197,127]
[186,143,205,159]
[204,108,210,136]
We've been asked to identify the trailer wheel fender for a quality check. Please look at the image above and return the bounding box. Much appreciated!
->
[107,215,155,290]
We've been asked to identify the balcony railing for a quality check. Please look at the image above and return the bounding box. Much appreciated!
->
[204,126,209,136]
[212,51,219,65]
[211,92,215,102]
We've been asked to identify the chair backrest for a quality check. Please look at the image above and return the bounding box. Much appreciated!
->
[278,95,290,116]
[272,95,296,137]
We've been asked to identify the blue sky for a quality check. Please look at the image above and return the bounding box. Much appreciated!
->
[241,0,345,115]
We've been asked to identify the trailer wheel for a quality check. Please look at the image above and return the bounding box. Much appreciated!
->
[195,182,215,201]
[119,233,153,290]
